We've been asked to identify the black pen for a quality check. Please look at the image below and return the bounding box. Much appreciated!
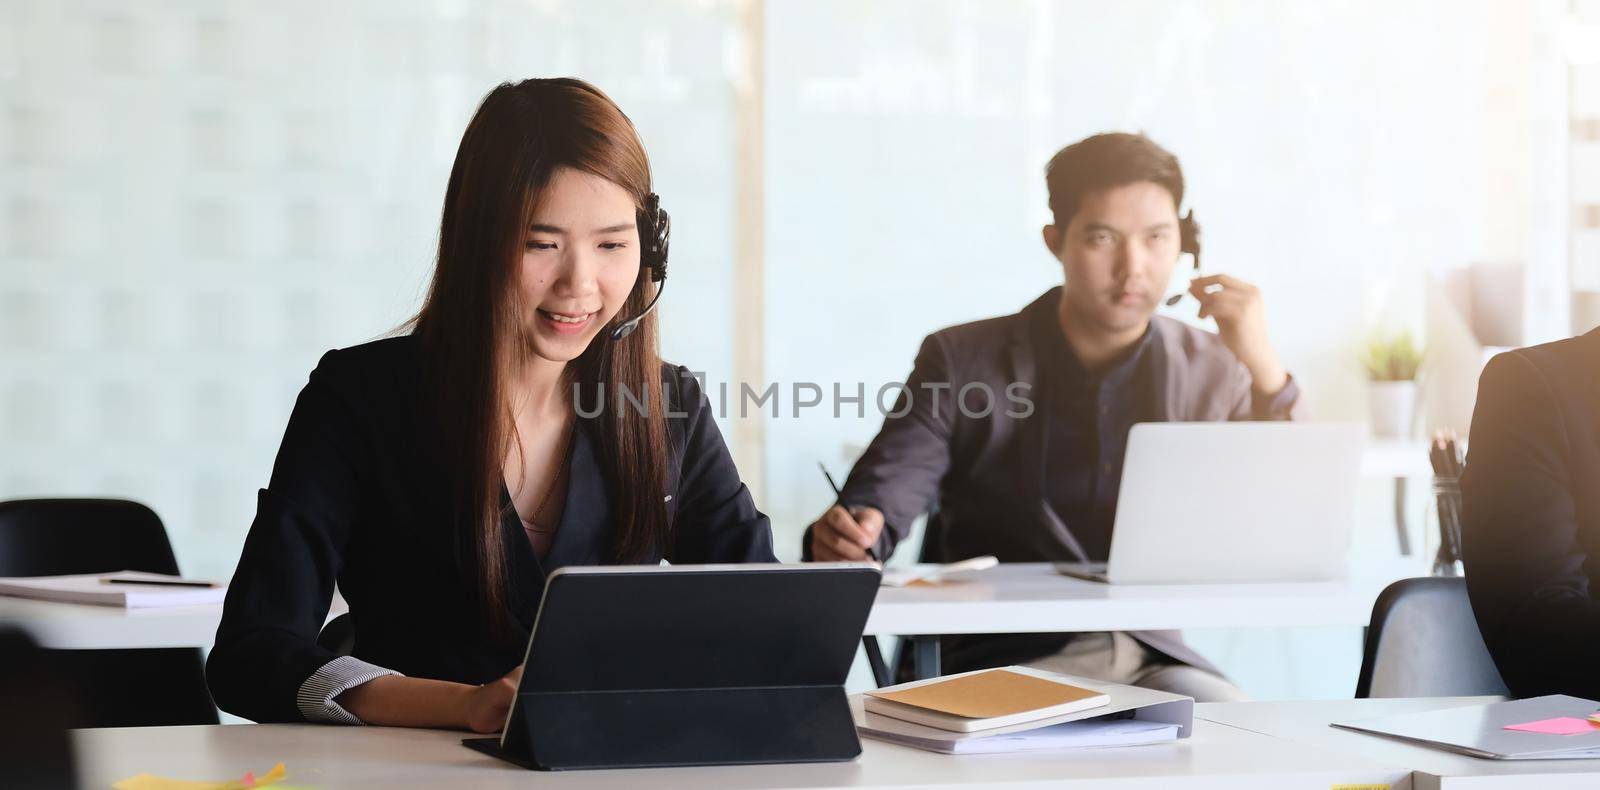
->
[101,576,220,589]
[819,462,878,562]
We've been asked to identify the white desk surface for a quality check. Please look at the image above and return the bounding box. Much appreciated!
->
[1197,696,1600,790]
[1362,438,1435,478]
[863,562,1404,636]
[73,717,1409,790]
[0,592,346,650]
[3,562,1406,649]
[70,695,1600,789]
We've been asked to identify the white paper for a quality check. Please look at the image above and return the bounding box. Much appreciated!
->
[953,718,1177,753]
[880,556,999,587]
[867,716,1179,754]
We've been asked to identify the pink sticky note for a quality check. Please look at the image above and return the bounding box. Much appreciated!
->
[1504,717,1600,735]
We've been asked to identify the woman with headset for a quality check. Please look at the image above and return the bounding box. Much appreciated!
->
[207,78,774,731]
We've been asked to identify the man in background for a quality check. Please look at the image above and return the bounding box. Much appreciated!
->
[804,133,1306,700]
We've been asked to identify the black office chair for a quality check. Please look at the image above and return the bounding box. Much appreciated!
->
[0,626,80,788]
[1354,576,1508,698]
[0,498,220,726]
[876,511,948,686]
[853,508,947,687]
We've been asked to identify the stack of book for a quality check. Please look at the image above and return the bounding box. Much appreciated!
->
[856,666,1191,754]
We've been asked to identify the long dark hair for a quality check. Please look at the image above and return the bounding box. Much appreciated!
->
[410,78,670,638]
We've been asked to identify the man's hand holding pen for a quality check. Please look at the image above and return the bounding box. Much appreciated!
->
[810,505,886,562]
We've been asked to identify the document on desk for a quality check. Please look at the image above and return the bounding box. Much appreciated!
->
[1333,694,1600,759]
[867,716,1178,754]
[0,572,227,608]
[879,555,998,587]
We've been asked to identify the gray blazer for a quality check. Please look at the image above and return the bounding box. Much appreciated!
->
[834,288,1309,674]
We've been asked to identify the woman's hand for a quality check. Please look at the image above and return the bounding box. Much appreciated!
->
[461,664,525,734]
[334,664,525,732]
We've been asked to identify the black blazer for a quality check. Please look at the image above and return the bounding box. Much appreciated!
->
[207,336,775,724]
[1462,328,1600,698]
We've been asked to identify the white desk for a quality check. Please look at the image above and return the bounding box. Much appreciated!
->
[865,562,1405,680]
[4,564,1397,655]
[0,593,346,650]
[75,697,1600,789]
[865,562,1399,636]
[1197,696,1600,789]
[1362,438,1435,478]
[73,718,1409,789]
[1363,437,1436,557]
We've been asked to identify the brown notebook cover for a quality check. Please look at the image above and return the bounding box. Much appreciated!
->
[867,669,1102,719]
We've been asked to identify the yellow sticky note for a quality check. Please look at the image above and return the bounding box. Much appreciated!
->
[113,763,287,790]
[112,778,223,790]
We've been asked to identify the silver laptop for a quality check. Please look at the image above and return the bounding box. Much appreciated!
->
[1333,695,1600,760]
[1055,422,1364,584]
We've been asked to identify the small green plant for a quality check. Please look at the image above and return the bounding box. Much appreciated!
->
[1361,331,1424,381]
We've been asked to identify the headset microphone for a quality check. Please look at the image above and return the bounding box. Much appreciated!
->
[609,192,670,342]
[1163,209,1202,307]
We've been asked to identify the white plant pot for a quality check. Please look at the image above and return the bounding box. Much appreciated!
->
[1368,380,1418,438]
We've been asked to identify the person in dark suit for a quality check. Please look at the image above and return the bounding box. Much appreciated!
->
[1461,329,1600,698]
[803,133,1306,700]
[207,78,774,731]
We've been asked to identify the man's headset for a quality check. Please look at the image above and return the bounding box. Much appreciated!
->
[1162,210,1202,307]
[608,192,670,341]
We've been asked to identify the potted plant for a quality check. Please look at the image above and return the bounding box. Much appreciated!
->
[1361,331,1424,438]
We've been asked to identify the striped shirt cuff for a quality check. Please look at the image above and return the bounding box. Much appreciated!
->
[296,655,402,725]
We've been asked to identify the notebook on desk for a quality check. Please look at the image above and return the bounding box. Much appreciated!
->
[864,666,1109,732]
[855,669,1193,755]
[1333,695,1600,760]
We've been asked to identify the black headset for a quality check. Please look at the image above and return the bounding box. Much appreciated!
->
[609,192,670,341]
[1163,209,1202,306]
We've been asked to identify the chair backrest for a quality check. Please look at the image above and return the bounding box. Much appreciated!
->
[0,627,79,786]
[0,499,219,726]
[0,498,180,577]
[1356,576,1509,698]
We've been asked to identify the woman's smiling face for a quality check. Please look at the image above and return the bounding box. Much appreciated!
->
[519,166,642,362]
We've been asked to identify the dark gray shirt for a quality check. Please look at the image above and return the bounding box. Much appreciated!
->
[1029,298,1301,562]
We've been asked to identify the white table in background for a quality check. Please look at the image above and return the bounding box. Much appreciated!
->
[1362,437,1437,557]
[864,561,1411,679]
[865,562,1405,634]
[73,717,1410,790]
[4,562,1405,659]
[0,593,347,650]
[1197,696,1600,789]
